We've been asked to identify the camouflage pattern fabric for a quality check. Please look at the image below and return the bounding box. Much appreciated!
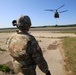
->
[7,31,49,75]
[16,15,31,27]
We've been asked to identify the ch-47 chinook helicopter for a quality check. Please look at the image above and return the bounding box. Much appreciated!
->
[45,4,68,18]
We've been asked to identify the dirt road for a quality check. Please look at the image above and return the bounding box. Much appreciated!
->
[0,31,76,75]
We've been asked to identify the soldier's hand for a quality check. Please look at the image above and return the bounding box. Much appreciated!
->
[46,70,51,75]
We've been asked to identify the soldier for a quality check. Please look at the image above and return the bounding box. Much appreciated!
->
[7,15,51,75]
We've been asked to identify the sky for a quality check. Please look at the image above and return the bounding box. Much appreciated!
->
[0,0,76,28]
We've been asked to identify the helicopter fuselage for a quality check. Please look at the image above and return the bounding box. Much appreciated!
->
[54,11,59,18]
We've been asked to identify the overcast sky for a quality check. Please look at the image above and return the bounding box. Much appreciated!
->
[0,0,76,28]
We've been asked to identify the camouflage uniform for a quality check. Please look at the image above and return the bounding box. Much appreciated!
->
[7,31,49,75]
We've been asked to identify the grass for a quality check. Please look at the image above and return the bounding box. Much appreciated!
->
[37,39,42,42]
[0,48,6,51]
[0,64,15,74]
[0,64,10,72]
[0,28,17,33]
[0,27,76,34]
[60,30,76,34]
[62,37,76,75]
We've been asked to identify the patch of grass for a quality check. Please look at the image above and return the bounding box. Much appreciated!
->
[37,40,42,42]
[39,36,45,38]
[0,64,15,74]
[60,30,76,34]
[0,64,10,72]
[0,48,6,51]
[0,28,17,33]
[62,37,76,75]
[38,36,52,38]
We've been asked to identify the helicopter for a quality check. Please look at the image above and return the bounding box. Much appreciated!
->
[45,4,68,18]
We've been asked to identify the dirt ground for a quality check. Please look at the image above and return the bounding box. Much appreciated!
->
[0,31,76,75]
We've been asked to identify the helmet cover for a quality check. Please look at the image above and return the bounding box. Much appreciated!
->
[16,15,32,27]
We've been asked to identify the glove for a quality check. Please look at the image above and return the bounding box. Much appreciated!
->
[46,70,51,75]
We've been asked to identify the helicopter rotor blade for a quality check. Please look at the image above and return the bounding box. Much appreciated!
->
[57,4,65,10]
[45,9,54,11]
[59,10,68,13]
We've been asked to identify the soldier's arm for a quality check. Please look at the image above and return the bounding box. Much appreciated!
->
[32,43,51,75]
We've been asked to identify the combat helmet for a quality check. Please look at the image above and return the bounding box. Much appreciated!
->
[12,15,32,30]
